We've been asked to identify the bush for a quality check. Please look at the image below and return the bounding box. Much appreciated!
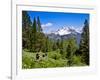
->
[49,51,61,60]
[22,50,36,68]
[22,50,86,69]
[71,55,86,66]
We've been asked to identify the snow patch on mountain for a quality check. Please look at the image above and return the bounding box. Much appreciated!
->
[55,27,71,35]
[50,26,83,36]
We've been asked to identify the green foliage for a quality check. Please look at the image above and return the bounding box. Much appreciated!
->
[49,50,61,60]
[37,16,42,32]
[56,39,60,49]
[22,48,86,68]
[22,50,35,68]
[22,11,32,29]
[22,15,47,52]
[79,19,89,65]
[22,50,69,68]
[71,55,86,66]
[22,11,32,49]
[52,42,58,51]
[65,38,78,66]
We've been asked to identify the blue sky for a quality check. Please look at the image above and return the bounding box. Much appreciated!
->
[27,11,89,33]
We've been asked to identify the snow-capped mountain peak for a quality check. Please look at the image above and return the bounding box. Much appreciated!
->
[46,26,82,45]
[52,27,81,36]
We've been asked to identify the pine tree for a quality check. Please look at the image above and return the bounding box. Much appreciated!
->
[45,37,49,52]
[33,17,37,34]
[66,38,78,66]
[47,39,53,52]
[36,32,46,52]
[66,42,72,66]
[22,11,32,49]
[79,19,89,65]
[36,16,45,52]
[29,17,37,52]
[52,41,57,51]
[22,11,32,29]
[31,17,46,52]
[56,39,60,49]
[60,39,64,54]
[37,16,42,32]
[60,39,63,49]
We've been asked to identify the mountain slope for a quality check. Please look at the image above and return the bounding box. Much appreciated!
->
[46,27,82,45]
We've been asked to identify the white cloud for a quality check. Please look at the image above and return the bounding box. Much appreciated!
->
[41,23,53,29]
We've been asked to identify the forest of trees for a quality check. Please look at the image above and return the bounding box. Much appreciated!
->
[22,11,89,68]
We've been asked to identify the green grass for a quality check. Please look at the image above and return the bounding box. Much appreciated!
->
[22,50,86,69]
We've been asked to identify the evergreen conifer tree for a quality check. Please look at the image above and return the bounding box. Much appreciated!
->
[79,19,89,65]
[37,16,42,32]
